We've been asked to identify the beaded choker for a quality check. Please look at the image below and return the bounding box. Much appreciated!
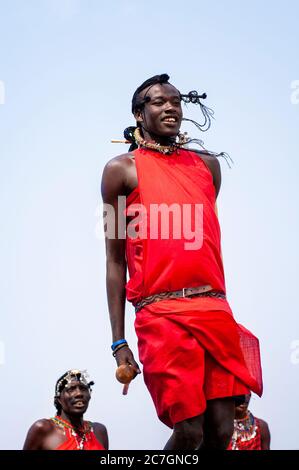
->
[51,415,92,450]
[133,127,187,155]
[230,411,257,450]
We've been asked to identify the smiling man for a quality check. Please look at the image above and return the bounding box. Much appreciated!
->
[101,74,263,449]
[23,369,108,450]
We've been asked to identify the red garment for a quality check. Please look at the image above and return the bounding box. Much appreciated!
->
[126,148,226,304]
[227,414,262,450]
[125,148,263,428]
[56,425,105,450]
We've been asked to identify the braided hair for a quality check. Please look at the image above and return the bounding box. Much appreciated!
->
[54,371,69,415]
[124,73,214,152]
[131,73,170,114]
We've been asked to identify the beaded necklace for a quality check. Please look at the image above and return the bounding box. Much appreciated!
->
[230,411,257,450]
[51,415,92,450]
[133,127,187,155]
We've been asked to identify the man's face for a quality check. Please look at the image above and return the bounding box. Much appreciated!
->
[235,393,251,416]
[135,83,183,138]
[58,380,91,416]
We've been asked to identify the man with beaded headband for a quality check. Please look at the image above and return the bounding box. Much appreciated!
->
[102,74,263,449]
[23,369,108,450]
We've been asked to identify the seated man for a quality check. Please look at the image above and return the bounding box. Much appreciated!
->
[23,369,108,450]
[227,393,270,450]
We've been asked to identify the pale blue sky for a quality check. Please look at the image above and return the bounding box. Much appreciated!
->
[0,0,299,449]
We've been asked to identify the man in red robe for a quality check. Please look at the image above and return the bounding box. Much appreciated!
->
[23,369,108,450]
[227,393,270,450]
[102,74,263,449]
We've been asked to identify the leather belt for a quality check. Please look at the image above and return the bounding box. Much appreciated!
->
[135,284,226,313]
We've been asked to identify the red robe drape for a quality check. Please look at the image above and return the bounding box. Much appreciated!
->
[125,148,263,427]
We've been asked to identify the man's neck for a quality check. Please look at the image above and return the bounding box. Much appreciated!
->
[60,411,84,429]
[141,128,176,147]
[235,410,249,420]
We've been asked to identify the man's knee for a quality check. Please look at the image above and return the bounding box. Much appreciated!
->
[174,417,204,449]
[206,422,234,449]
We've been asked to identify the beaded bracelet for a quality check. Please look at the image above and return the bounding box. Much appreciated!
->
[112,343,129,357]
[111,339,127,351]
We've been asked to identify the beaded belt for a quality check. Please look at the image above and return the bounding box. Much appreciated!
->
[134,284,226,313]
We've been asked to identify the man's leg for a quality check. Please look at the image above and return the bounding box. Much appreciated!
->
[202,397,235,449]
[164,414,204,450]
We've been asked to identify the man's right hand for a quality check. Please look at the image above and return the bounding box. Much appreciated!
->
[114,347,141,379]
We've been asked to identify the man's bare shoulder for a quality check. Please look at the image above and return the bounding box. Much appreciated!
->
[91,422,109,449]
[259,418,270,432]
[92,422,107,433]
[23,418,56,449]
[101,152,135,199]
[258,418,271,449]
[189,148,220,170]
[104,152,135,172]
[29,418,55,434]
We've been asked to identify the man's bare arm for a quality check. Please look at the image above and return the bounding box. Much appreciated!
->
[102,158,127,342]
[93,422,109,450]
[205,155,221,198]
[259,419,271,450]
[23,419,53,450]
[101,157,140,373]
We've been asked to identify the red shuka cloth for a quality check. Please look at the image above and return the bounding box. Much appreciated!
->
[126,148,226,303]
[56,426,105,450]
[227,416,262,450]
[125,148,263,428]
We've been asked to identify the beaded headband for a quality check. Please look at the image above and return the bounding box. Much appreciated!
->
[55,369,94,397]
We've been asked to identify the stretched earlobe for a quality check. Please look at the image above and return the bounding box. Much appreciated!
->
[134,111,143,124]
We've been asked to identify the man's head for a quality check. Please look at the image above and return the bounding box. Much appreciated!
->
[54,369,94,417]
[124,74,213,150]
[132,74,183,140]
[235,393,251,419]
